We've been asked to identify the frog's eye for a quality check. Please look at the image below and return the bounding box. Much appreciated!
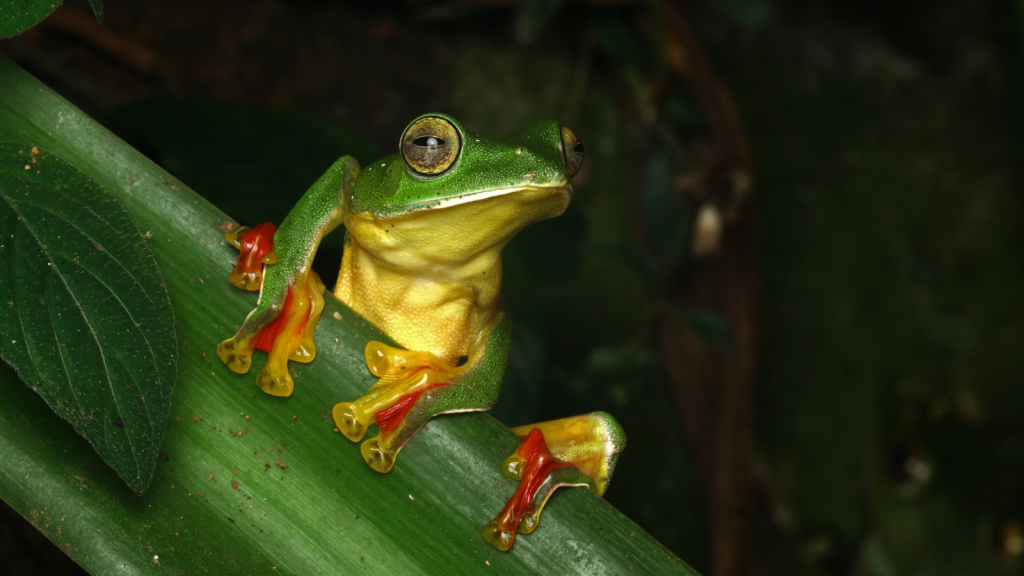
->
[401,116,462,176]
[413,136,443,147]
[559,125,584,178]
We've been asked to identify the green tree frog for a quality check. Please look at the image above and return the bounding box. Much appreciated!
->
[216,114,626,551]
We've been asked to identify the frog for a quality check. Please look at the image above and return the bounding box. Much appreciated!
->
[216,113,626,551]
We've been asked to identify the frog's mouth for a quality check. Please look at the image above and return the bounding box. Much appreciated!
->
[393,182,572,215]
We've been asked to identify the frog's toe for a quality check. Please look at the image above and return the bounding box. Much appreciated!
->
[256,367,294,397]
[332,402,369,442]
[289,342,316,363]
[228,269,263,291]
[361,436,398,474]
[481,520,516,552]
[518,510,540,534]
[217,338,252,374]
[364,340,449,377]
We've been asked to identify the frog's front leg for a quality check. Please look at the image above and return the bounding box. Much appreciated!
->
[482,412,626,551]
[217,156,359,396]
[333,313,511,473]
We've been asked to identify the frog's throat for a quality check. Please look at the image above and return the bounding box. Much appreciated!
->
[334,184,570,364]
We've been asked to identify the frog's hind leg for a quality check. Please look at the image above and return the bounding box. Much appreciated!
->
[217,270,326,397]
[333,343,453,445]
[363,359,502,473]
[333,314,510,473]
[482,412,627,551]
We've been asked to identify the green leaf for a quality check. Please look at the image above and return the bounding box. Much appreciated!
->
[0,143,176,493]
[0,0,61,38]
[0,56,698,575]
[87,0,101,24]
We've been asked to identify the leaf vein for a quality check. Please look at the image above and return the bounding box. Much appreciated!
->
[6,195,145,478]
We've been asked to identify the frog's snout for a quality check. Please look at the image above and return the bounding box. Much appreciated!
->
[559,126,585,179]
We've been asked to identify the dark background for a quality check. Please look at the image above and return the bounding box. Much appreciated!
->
[2,0,1024,575]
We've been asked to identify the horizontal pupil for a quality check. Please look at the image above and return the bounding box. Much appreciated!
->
[573,143,585,153]
[413,136,444,147]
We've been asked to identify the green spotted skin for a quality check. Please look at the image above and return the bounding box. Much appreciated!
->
[590,410,627,494]
[349,115,569,215]
[593,411,628,452]
[422,310,511,413]
[233,156,358,338]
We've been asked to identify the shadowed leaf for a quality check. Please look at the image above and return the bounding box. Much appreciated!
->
[0,143,176,493]
[0,0,61,38]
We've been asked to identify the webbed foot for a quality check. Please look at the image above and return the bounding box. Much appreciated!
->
[256,368,294,397]
[217,268,326,397]
[332,402,367,442]
[334,340,500,473]
[483,412,627,551]
[224,222,279,291]
[216,338,251,374]
[360,437,398,473]
[333,341,461,471]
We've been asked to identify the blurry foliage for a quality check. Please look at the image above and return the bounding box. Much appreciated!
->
[705,0,771,30]
[725,3,1024,572]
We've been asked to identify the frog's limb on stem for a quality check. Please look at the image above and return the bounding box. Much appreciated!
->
[225,222,279,291]
[482,412,627,551]
[216,271,326,396]
[217,156,359,396]
[333,315,510,473]
[217,115,614,550]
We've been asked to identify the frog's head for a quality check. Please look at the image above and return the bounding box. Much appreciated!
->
[344,113,583,269]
